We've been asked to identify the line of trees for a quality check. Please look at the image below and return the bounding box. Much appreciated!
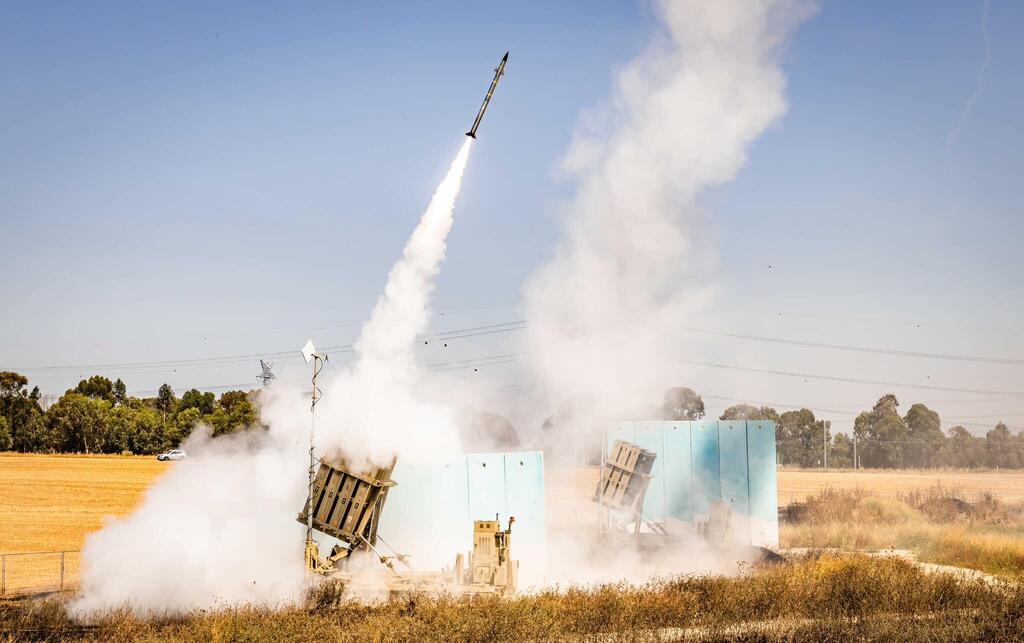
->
[663,386,1024,469]
[0,372,259,455]
[4,372,1020,469]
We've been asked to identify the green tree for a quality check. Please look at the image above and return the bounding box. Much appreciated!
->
[73,376,115,404]
[208,390,257,436]
[830,433,854,468]
[112,378,127,406]
[933,425,985,468]
[719,404,780,422]
[903,403,944,468]
[854,394,908,468]
[0,371,44,451]
[986,422,1021,469]
[777,408,828,467]
[661,387,705,421]
[127,407,165,455]
[45,392,111,453]
[104,406,136,454]
[180,389,216,415]
[0,416,11,451]
[167,407,202,447]
[155,384,177,421]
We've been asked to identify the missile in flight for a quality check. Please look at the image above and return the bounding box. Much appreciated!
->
[466,51,508,139]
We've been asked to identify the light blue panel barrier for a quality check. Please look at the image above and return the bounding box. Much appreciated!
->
[503,452,547,575]
[718,420,751,544]
[746,421,780,546]
[607,421,636,455]
[468,452,507,519]
[503,452,546,527]
[376,452,547,571]
[379,458,472,569]
[634,421,666,524]
[662,421,693,528]
[690,420,721,520]
[602,421,777,544]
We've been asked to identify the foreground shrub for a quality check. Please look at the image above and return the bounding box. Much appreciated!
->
[1,555,1021,642]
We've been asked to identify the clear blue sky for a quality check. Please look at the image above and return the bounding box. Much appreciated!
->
[2,1,1021,434]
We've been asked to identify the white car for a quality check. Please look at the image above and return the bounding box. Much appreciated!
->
[157,449,187,461]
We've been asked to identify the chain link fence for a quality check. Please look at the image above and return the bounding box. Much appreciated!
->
[0,551,80,596]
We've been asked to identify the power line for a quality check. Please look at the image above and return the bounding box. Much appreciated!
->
[5,321,526,373]
[682,328,1024,366]
[125,351,525,396]
[678,358,1024,398]
[10,315,1021,372]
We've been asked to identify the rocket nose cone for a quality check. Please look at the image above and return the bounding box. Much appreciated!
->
[502,51,509,62]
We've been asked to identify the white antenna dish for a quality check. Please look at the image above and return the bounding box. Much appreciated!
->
[301,339,317,364]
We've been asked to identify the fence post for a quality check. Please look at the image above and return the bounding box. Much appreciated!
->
[2,554,5,596]
[60,551,66,591]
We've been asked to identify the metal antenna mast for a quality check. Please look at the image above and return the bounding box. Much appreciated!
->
[300,340,327,571]
[256,360,276,387]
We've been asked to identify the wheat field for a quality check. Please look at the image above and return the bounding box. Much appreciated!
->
[777,468,1024,505]
[3,454,1024,595]
[6,455,1024,550]
[6,455,1024,555]
[0,453,167,594]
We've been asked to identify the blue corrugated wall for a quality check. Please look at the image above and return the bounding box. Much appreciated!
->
[377,451,547,572]
[606,421,779,547]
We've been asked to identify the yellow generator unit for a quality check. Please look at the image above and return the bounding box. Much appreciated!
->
[460,517,517,593]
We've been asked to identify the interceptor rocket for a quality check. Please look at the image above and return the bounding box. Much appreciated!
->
[466,51,508,138]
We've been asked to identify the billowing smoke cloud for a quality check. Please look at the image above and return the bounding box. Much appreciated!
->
[72,139,473,615]
[72,0,817,610]
[524,0,815,454]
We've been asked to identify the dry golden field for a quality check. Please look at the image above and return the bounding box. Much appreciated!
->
[5,457,1024,553]
[0,453,167,594]
[3,455,1024,595]
[0,453,166,553]
[777,468,1024,506]
[550,466,1024,526]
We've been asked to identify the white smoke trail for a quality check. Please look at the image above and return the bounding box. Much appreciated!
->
[524,0,816,455]
[71,139,473,616]
[946,0,992,176]
[316,138,473,469]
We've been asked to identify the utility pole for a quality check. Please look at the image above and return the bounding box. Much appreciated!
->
[300,340,327,572]
[853,433,858,470]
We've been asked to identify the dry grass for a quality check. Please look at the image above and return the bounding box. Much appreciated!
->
[781,487,1024,579]
[2,555,1022,641]
[778,468,1024,505]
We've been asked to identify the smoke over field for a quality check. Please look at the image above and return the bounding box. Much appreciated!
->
[524,0,815,453]
[72,140,474,615]
[72,0,817,618]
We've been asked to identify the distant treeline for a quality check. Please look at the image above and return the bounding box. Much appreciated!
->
[3,371,1021,468]
[0,371,258,455]
[661,387,1024,469]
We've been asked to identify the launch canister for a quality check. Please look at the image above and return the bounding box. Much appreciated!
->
[466,51,508,138]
